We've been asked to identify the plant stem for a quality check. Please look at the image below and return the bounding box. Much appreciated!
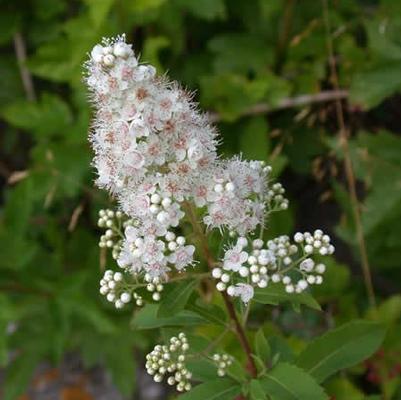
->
[274,0,296,73]
[208,90,348,123]
[183,202,258,378]
[322,0,376,309]
[13,32,36,102]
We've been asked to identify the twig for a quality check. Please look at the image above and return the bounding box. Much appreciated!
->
[183,202,258,379]
[13,32,36,102]
[68,202,85,232]
[208,90,348,123]
[275,0,296,73]
[0,283,52,298]
[322,0,376,308]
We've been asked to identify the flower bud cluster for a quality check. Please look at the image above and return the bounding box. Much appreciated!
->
[90,39,133,68]
[213,230,335,302]
[145,333,192,392]
[266,182,289,211]
[266,231,334,293]
[97,208,133,259]
[212,353,234,377]
[144,274,164,302]
[122,187,185,233]
[293,230,335,256]
[99,269,143,309]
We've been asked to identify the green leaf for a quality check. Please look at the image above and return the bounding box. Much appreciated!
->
[250,379,267,400]
[254,285,321,311]
[186,302,227,326]
[366,295,401,325]
[178,378,241,400]
[226,357,248,383]
[63,295,116,334]
[0,295,14,366]
[105,343,136,395]
[239,117,270,161]
[0,57,24,106]
[208,33,271,73]
[1,93,72,138]
[132,304,206,330]
[296,320,386,383]
[83,0,115,27]
[254,329,270,364]
[200,73,270,122]
[186,359,218,382]
[142,36,171,72]
[158,279,198,318]
[325,377,364,400]
[175,0,226,20]
[260,362,328,400]
[350,63,401,109]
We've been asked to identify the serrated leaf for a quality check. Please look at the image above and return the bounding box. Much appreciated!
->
[158,279,198,318]
[83,0,115,27]
[178,378,241,400]
[350,63,401,109]
[254,285,321,311]
[260,362,328,400]
[226,357,248,383]
[186,359,218,382]
[296,320,386,383]
[186,302,227,326]
[132,304,206,330]
[254,329,270,364]
[1,93,72,138]
[250,379,267,400]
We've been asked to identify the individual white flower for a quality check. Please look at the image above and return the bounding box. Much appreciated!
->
[117,241,142,272]
[140,236,166,264]
[233,283,254,304]
[169,245,196,271]
[129,117,150,138]
[223,245,249,271]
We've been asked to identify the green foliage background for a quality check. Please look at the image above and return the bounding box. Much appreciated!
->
[0,0,400,398]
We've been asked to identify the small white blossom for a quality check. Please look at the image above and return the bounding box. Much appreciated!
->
[233,283,254,303]
[223,245,249,271]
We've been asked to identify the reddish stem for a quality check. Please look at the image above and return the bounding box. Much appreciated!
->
[184,202,258,379]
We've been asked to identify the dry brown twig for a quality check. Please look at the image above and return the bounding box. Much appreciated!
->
[322,0,376,308]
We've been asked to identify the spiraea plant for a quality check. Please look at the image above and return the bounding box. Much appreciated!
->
[84,36,384,399]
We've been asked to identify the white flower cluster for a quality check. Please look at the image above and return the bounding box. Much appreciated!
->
[117,224,195,284]
[85,35,217,223]
[212,230,335,303]
[85,35,285,237]
[85,36,293,311]
[97,201,196,304]
[293,230,335,255]
[212,353,234,377]
[145,333,192,392]
[99,270,143,309]
[202,159,273,234]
